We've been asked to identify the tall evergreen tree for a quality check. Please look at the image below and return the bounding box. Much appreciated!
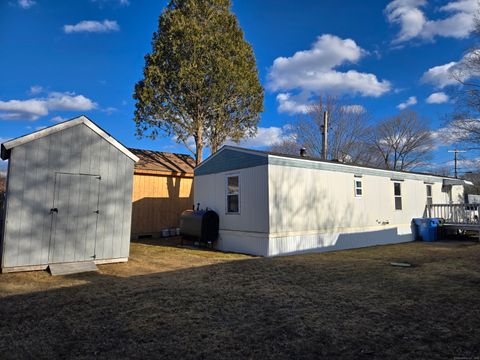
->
[133,0,264,164]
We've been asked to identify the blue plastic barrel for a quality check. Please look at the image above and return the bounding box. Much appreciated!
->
[412,218,439,241]
[412,218,426,241]
[424,219,437,242]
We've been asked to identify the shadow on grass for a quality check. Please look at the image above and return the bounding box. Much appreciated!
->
[1,243,480,360]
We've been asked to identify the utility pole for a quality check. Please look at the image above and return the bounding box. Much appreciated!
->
[321,111,329,160]
[448,149,467,178]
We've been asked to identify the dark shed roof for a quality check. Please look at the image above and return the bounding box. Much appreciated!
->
[129,148,195,175]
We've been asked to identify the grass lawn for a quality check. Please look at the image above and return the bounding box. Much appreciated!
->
[1,239,480,359]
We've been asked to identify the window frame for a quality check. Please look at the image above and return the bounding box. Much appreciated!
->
[394,182,403,210]
[225,174,240,215]
[426,184,433,206]
[354,178,363,197]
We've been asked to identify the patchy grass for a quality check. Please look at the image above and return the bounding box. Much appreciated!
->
[0,239,480,359]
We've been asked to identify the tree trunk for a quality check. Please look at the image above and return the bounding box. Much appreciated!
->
[195,126,203,166]
[211,142,219,154]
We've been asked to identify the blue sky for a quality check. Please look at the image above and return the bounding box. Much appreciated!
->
[0,0,477,174]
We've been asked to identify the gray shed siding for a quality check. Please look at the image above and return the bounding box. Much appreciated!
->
[1,123,134,269]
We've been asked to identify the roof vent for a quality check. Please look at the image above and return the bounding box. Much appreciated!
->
[300,148,307,157]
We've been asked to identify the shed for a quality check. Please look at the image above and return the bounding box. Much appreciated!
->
[194,146,469,256]
[0,115,139,272]
[129,149,195,238]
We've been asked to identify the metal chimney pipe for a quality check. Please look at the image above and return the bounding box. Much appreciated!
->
[300,147,306,157]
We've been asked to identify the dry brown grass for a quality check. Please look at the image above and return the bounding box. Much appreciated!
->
[1,238,480,359]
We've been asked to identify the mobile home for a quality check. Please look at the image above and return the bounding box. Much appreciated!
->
[0,116,139,272]
[194,146,467,256]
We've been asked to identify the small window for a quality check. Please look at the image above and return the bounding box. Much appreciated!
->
[226,175,239,214]
[426,184,433,206]
[354,179,363,197]
[394,182,402,210]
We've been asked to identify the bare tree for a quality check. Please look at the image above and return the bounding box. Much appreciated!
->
[271,96,372,163]
[366,111,435,171]
[269,139,301,156]
[444,15,480,147]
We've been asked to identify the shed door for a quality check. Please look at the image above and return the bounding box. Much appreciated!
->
[49,173,100,264]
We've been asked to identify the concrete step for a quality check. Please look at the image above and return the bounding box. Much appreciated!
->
[48,261,98,276]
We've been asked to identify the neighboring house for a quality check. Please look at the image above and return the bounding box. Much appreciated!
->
[129,148,194,238]
[194,146,468,257]
[467,194,480,204]
[0,116,138,272]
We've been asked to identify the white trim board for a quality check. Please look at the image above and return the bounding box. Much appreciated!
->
[1,115,139,162]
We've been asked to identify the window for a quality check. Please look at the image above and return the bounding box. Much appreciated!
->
[354,179,363,197]
[426,184,433,206]
[226,175,239,213]
[394,182,402,210]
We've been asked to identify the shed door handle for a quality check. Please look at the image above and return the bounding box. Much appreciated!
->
[50,208,58,214]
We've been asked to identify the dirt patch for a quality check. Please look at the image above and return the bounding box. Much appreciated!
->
[0,239,479,359]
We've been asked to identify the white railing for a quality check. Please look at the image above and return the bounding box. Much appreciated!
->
[425,204,479,224]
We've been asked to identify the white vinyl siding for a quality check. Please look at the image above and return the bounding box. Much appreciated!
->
[194,165,269,234]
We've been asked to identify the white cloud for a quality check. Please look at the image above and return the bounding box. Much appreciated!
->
[397,96,417,109]
[276,93,367,116]
[46,92,96,111]
[50,116,67,123]
[101,106,117,115]
[267,34,391,114]
[385,0,427,43]
[226,125,293,148]
[421,53,472,88]
[341,104,366,113]
[64,20,120,34]
[0,99,49,120]
[91,0,130,6]
[276,93,311,114]
[29,85,43,95]
[431,119,479,147]
[175,125,293,151]
[385,0,476,43]
[18,0,36,9]
[0,92,97,121]
[426,92,449,104]
[421,61,460,88]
